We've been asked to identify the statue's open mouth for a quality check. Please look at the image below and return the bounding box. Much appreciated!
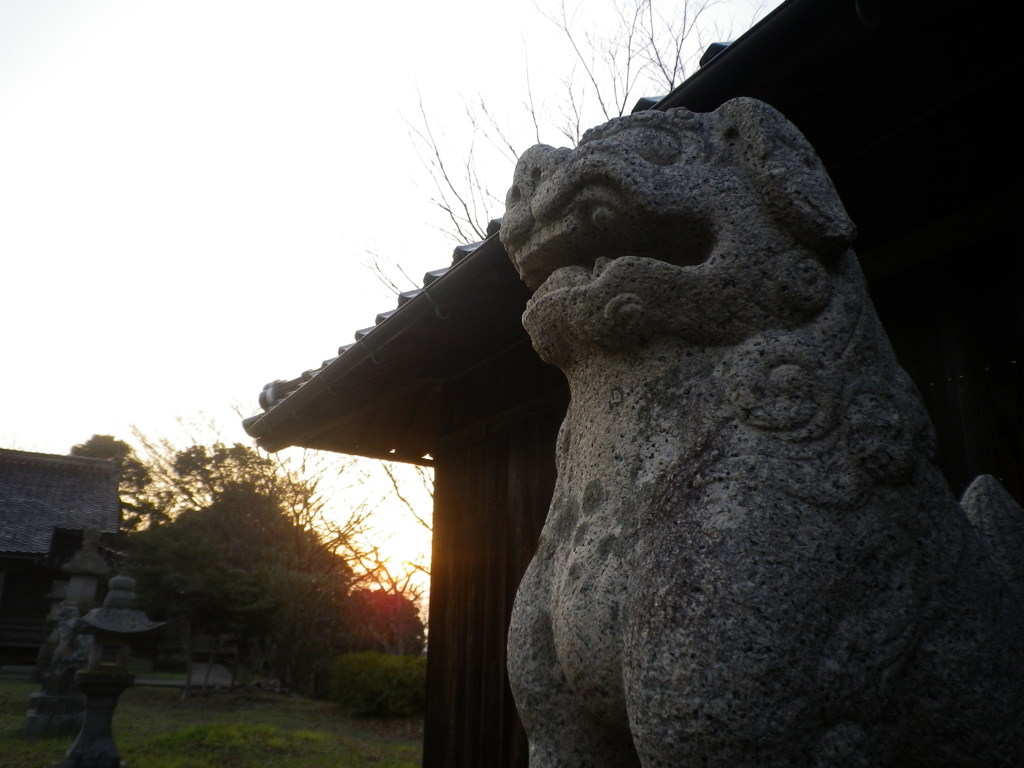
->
[513,230,592,291]
[528,257,617,304]
[509,186,627,290]
[510,197,715,295]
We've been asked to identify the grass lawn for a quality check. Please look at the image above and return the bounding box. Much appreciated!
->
[0,677,422,768]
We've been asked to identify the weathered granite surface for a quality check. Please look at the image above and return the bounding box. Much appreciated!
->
[499,97,1024,767]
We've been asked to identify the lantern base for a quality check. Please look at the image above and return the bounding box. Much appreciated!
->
[52,670,134,768]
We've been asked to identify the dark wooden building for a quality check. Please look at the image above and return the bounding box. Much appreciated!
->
[0,449,121,664]
[242,1,1022,765]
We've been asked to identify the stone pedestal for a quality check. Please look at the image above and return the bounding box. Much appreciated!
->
[24,691,86,737]
[52,670,134,768]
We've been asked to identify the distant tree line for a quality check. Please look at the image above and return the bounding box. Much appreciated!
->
[70,434,425,698]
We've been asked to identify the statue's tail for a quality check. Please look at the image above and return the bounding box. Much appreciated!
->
[961,474,1024,604]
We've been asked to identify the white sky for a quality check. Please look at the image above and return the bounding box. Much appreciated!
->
[0,0,776,578]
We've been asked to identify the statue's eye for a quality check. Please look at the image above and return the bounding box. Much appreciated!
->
[582,122,700,170]
[608,127,681,166]
[635,130,681,166]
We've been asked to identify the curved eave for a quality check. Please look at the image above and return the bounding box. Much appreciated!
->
[242,233,531,462]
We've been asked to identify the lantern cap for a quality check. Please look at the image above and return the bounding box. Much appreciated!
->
[80,575,164,636]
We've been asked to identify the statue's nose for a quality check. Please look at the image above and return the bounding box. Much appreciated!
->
[508,144,570,207]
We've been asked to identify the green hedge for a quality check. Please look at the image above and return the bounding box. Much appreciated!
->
[329,652,427,718]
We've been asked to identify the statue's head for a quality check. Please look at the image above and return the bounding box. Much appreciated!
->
[500,97,855,292]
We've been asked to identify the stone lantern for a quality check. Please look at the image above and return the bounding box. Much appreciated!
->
[53,574,163,768]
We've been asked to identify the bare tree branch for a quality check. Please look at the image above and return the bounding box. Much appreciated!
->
[364,249,420,297]
[406,93,491,244]
[380,461,434,533]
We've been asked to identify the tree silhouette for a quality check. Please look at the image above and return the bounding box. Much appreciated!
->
[121,438,370,697]
[70,434,170,530]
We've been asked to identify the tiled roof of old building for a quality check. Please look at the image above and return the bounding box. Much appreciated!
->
[240,217,527,462]
[0,448,121,555]
[252,223,500,418]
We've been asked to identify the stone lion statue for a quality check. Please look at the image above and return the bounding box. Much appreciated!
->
[499,97,1024,767]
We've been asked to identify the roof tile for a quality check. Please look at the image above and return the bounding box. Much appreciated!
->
[0,448,121,555]
[248,220,503,416]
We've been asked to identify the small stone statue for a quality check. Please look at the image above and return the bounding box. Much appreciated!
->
[26,528,110,736]
[500,97,1024,766]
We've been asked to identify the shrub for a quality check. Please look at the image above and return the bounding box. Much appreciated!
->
[329,652,426,718]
